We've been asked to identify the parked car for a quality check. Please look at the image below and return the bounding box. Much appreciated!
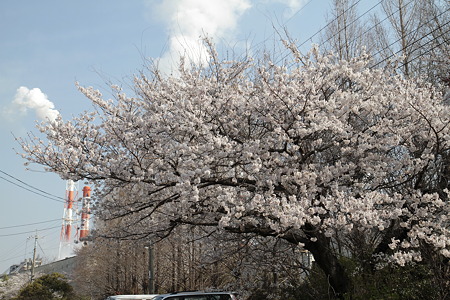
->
[153,291,239,300]
[106,294,158,300]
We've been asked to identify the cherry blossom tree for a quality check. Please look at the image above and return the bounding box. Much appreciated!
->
[19,42,449,299]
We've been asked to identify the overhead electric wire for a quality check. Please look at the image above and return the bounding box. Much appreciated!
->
[38,245,61,252]
[275,0,388,68]
[0,228,61,267]
[0,253,29,263]
[346,0,416,49]
[319,0,417,60]
[236,0,315,61]
[0,169,65,200]
[0,175,65,203]
[371,7,449,61]
[279,0,447,74]
[397,31,450,70]
[319,0,384,49]
[0,218,61,230]
[297,0,364,49]
[37,240,47,258]
[286,0,314,22]
[370,9,450,69]
[0,239,28,261]
[0,226,61,237]
[0,169,65,203]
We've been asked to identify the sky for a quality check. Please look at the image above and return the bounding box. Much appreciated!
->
[0,0,379,274]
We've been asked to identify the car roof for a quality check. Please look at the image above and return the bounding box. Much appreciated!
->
[106,295,159,300]
[155,291,236,299]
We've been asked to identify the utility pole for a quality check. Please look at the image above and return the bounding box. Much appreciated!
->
[145,244,155,293]
[30,233,38,282]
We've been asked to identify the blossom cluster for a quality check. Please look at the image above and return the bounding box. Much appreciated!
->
[19,44,450,265]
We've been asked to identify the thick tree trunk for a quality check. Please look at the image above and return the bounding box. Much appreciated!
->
[229,222,352,298]
[303,231,350,299]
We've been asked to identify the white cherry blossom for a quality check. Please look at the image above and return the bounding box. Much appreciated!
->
[19,41,449,297]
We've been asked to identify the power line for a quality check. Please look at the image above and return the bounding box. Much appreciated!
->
[354,0,416,45]
[371,10,450,69]
[39,245,60,252]
[397,30,450,70]
[0,175,63,203]
[0,175,65,203]
[275,0,375,66]
[280,0,448,73]
[0,253,28,263]
[371,7,449,61]
[0,226,61,238]
[0,169,65,200]
[0,228,61,265]
[235,0,315,61]
[37,240,47,259]
[0,169,65,203]
[0,219,61,230]
[0,239,28,262]
[320,0,384,50]
[278,0,315,26]
[297,0,364,49]
[319,0,420,60]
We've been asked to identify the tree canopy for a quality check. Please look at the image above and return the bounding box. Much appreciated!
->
[19,42,449,298]
[13,273,80,300]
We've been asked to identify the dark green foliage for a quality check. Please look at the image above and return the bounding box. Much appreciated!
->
[349,264,439,300]
[246,289,270,300]
[13,273,84,300]
[276,258,440,300]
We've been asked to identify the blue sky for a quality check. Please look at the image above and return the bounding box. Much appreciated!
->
[0,0,378,274]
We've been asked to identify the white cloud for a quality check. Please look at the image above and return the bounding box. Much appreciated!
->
[7,86,60,123]
[152,0,251,73]
[148,0,309,73]
[275,0,306,16]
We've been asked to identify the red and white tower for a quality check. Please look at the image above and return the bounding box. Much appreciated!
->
[79,186,91,241]
[58,181,93,259]
[59,180,77,259]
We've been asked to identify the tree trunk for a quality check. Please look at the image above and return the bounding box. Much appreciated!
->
[304,232,350,299]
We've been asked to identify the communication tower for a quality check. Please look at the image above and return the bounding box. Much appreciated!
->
[59,180,77,259]
[79,186,91,241]
[58,181,92,259]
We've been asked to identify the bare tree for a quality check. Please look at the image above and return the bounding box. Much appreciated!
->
[320,0,377,60]
[72,234,148,299]
[371,0,449,81]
